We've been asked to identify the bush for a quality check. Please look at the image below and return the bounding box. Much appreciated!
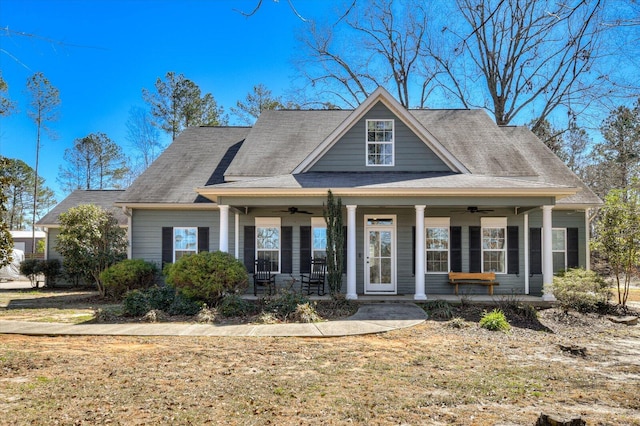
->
[291,302,322,323]
[100,259,158,300]
[146,286,177,312]
[121,286,202,317]
[262,291,310,320]
[217,294,256,317]
[164,251,248,305]
[479,309,511,332]
[40,259,61,288]
[122,289,149,317]
[19,259,41,286]
[423,300,453,320]
[553,268,610,313]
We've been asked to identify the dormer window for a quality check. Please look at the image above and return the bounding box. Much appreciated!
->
[366,119,394,166]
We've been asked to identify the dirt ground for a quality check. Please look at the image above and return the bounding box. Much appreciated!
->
[1,288,639,425]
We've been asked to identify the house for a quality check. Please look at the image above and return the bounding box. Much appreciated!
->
[109,87,600,300]
[38,190,129,266]
[10,230,46,257]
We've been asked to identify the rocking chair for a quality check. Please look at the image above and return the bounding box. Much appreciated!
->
[253,259,276,296]
[300,258,327,296]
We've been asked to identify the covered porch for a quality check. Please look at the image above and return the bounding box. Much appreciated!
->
[197,172,586,303]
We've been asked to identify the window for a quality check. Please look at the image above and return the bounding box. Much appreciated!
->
[481,217,507,273]
[552,228,567,273]
[366,119,394,166]
[311,217,327,260]
[256,218,281,273]
[174,227,198,261]
[425,217,450,273]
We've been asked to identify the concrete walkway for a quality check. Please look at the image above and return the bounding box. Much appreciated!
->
[0,303,427,337]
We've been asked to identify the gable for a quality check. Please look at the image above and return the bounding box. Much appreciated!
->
[309,102,453,173]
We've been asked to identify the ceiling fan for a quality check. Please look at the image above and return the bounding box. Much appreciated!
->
[277,206,313,215]
[452,206,495,214]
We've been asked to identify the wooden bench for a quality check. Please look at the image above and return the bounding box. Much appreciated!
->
[448,272,499,295]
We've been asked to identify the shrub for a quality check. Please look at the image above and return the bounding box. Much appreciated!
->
[40,259,61,288]
[195,305,217,323]
[423,300,453,320]
[164,251,248,305]
[19,259,41,286]
[479,309,511,332]
[122,289,150,317]
[121,286,202,317]
[262,291,310,320]
[448,317,468,329]
[146,286,177,312]
[553,268,610,313]
[167,292,202,316]
[292,302,322,323]
[217,294,255,317]
[100,259,158,300]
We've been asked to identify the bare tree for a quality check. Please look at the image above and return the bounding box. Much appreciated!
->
[126,106,163,171]
[298,0,434,108]
[432,0,604,132]
[26,72,59,253]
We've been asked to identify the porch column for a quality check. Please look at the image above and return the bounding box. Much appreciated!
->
[346,205,358,300]
[414,205,427,300]
[524,213,530,295]
[234,212,240,259]
[585,209,591,270]
[219,205,229,253]
[541,205,556,301]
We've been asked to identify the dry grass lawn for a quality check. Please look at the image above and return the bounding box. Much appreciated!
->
[1,287,639,425]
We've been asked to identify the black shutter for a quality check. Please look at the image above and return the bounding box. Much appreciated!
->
[529,228,542,274]
[412,226,416,275]
[567,227,579,269]
[469,226,481,273]
[162,227,173,267]
[450,226,462,272]
[244,226,255,273]
[281,226,293,273]
[507,226,519,275]
[300,226,311,273]
[198,227,209,252]
[342,226,348,272]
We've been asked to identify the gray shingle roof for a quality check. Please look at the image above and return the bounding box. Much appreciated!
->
[410,109,537,177]
[117,104,600,207]
[37,190,128,226]
[223,110,351,178]
[117,126,250,204]
[499,126,601,205]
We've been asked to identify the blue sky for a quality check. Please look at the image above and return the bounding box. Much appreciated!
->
[0,0,335,200]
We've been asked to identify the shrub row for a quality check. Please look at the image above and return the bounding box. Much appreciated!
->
[19,259,61,287]
[122,286,202,317]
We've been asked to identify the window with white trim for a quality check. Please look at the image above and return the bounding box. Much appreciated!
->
[552,228,567,273]
[366,119,394,166]
[481,217,507,273]
[256,218,281,273]
[174,227,198,262]
[311,217,327,260]
[425,217,450,273]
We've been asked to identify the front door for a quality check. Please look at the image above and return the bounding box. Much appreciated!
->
[364,216,396,294]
